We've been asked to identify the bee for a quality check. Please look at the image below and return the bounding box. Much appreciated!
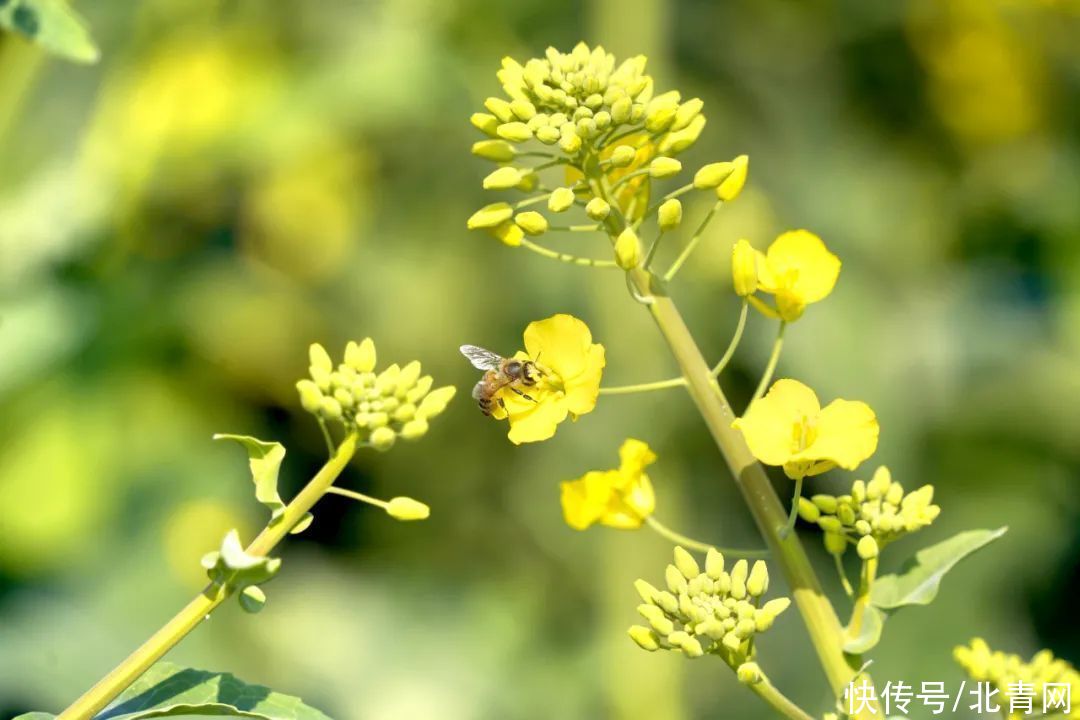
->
[459,344,541,416]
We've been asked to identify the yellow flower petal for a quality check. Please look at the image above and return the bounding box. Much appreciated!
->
[618,438,657,479]
[795,399,879,471]
[765,230,840,304]
[560,471,614,530]
[524,314,594,379]
[733,379,820,466]
[601,473,655,529]
[562,343,605,416]
[505,396,569,445]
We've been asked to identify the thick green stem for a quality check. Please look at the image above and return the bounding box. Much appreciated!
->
[57,434,359,720]
[747,676,816,720]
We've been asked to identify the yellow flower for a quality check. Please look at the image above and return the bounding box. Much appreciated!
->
[733,379,879,480]
[560,439,657,530]
[491,314,605,444]
[740,230,841,322]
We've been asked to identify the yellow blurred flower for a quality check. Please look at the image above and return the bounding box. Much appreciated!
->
[738,230,840,322]
[560,439,657,530]
[733,379,879,480]
[491,314,605,444]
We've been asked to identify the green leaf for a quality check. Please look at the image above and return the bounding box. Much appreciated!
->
[201,529,281,589]
[842,605,886,654]
[871,527,1008,609]
[213,435,288,527]
[13,713,56,720]
[91,661,332,720]
[0,0,99,63]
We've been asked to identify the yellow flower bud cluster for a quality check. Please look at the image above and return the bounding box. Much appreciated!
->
[955,639,1080,719]
[627,546,791,668]
[295,340,456,451]
[796,466,940,556]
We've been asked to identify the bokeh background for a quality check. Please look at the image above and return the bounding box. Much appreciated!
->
[1,0,1079,718]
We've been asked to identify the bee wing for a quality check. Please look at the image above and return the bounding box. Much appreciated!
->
[460,344,503,370]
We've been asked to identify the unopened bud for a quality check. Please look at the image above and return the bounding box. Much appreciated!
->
[797,496,820,523]
[737,662,763,685]
[628,625,660,651]
[610,145,636,167]
[309,343,332,375]
[658,199,682,231]
[400,418,429,440]
[746,561,769,597]
[694,161,735,189]
[470,112,499,136]
[296,380,323,414]
[614,227,642,269]
[717,155,748,201]
[514,211,548,235]
[370,426,396,451]
[857,535,879,560]
[496,122,533,143]
[732,239,758,297]
[467,202,514,230]
[673,546,700,579]
[483,166,523,190]
[824,531,848,555]
[585,197,610,220]
[471,139,515,162]
[649,157,682,178]
[672,98,704,131]
[386,496,430,521]
[548,187,576,213]
[320,397,342,420]
[492,221,524,247]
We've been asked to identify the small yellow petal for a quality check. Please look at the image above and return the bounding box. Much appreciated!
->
[733,380,820,467]
[796,399,879,471]
[766,230,840,304]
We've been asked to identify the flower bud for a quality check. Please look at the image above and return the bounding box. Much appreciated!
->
[658,114,705,154]
[665,564,688,594]
[737,662,763,685]
[694,161,735,189]
[515,211,549,235]
[386,496,430,521]
[837,503,856,526]
[812,494,838,514]
[535,126,560,144]
[509,98,536,121]
[731,239,758,297]
[634,578,659,604]
[467,202,514,229]
[705,548,725,579]
[886,482,904,507]
[678,634,704,658]
[471,139,516,162]
[649,157,682,178]
[614,227,642,269]
[484,96,514,122]
[672,98,704,131]
[417,386,456,419]
[548,187,576,213]
[559,132,582,154]
[797,496,820,523]
[296,380,323,413]
[673,546,700,579]
[482,166,523,190]
[644,91,680,133]
[496,122,532,143]
[824,531,848,555]
[611,96,632,124]
[320,396,343,420]
[491,221,524,247]
[857,535,879,560]
[610,145,636,168]
[399,418,428,440]
[585,197,610,220]
[656,198,682,231]
[717,155,748,201]
[729,559,748,599]
[628,625,660,651]
[746,560,769,597]
[309,343,332,375]
[370,426,396,451]
[470,112,499,136]
[868,466,891,499]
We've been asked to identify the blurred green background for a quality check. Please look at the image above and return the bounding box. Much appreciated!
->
[1,0,1078,718]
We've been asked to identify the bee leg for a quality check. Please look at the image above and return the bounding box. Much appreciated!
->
[509,387,537,403]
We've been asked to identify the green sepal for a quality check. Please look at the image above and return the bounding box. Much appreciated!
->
[871,527,1008,609]
[290,512,314,535]
[0,0,99,63]
[202,529,281,590]
[213,434,289,527]
[239,586,267,614]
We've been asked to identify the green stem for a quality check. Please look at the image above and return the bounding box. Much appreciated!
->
[663,200,723,281]
[56,435,360,720]
[635,183,694,229]
[711,300,749,378]
[519,238,618,268]
[317,417,336,457]
[599,376,686,395]
[780,475,804,539]
[750,321,786,404]
[646,515,768,557]
[548,224,601,233]
[326,485,387,509]
[746,676,816,720]
[834,554,855,598]
[846,557,878,638]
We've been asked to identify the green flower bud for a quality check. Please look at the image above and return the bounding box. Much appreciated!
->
[393,403,416,423]
[239,586,266,614]
[797,496,820,523]
[467,202,514,229]
[296,380,323,414]
[737,662,763,685]
[658,114,705,154]
[855,519,872,536]
[658,199,682,231]
[386,496,430,521]
[644,90,680,133]
[673,546,700,579]
[559,131,582,154]
[852,480,867,503]
[497,122,533,142]
[486,166,527,190]
[514,211,549,236]
[594,110,611,129]
[818,516,844,533]
[610,145,636,168]
[649,156,682,178]
[333,388,354,408]
[470,112,499,136]
[812,494,838,514]
[535,126,560,144]
[705,548,725,579]
[472,139,516,162]
[886,482,904,507]
[838,503,856,526]
[611,96,632,124]
[693,161,735,189]
[585,197,610,220]
[370,426,396,451]
[548,187,576,213]
[824,531,848,555]
[484,96,514,122]
[628,625,660,651]
[857,535,879,559]
[614,227,642,269]
[746,560,769,597]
